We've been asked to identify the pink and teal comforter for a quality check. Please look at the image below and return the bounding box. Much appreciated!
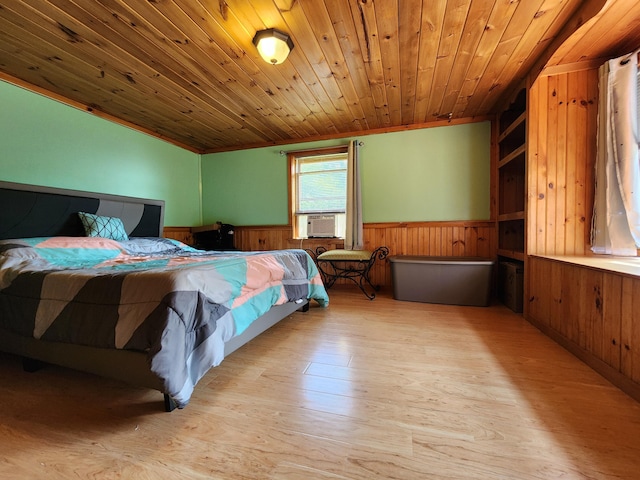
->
[0,236,329,407]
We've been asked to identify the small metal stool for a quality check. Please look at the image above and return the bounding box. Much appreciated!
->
[306,246,389,300]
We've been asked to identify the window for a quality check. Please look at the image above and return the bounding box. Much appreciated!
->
[591,51,640,255]
[288,146,348,239]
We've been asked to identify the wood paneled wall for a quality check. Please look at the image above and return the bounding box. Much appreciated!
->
[233,221,496,288]
[525,66,640,402]
[166,221,497,288]
[528,256,640,401]
[527,68,598,256]
[162,226,193,246]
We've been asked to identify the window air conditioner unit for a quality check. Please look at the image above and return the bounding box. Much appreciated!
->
[307,214,336,238]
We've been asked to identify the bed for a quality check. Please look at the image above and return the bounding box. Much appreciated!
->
[0,181,329,411]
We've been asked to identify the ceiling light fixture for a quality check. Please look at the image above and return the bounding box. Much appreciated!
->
[252,28,294,65]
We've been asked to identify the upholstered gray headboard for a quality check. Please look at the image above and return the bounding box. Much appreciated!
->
[0,181,165,240]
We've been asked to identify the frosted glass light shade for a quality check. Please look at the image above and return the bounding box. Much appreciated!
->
[252,29,294,65]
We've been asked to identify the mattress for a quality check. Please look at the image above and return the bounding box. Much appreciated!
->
[0,236,329,407]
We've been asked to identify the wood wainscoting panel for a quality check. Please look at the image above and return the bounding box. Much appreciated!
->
[164,221,496,289]
[235,221,496,288]
[162,226,194,246]
[579,267,604,359]
[604,273,623,372]
[621,277,640,384]
[527,255,640,404]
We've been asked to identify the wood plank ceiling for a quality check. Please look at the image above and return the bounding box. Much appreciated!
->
[0,0,636,153]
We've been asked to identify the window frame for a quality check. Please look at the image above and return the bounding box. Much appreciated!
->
[288,146,348,239]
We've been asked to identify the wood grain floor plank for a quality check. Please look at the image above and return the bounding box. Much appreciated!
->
[1,286,640,479]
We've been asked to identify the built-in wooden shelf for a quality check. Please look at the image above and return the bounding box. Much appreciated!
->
[498,211,525,222]
[497,249,525,261]
[498,144,526,169]
[498,111,526,143]
[497,86,527,312]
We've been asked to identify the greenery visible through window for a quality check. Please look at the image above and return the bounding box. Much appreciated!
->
[289,147,348,239]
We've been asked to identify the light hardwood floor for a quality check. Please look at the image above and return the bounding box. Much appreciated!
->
[2,287,640,479]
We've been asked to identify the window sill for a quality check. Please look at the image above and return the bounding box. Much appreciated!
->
[534,254,640,278]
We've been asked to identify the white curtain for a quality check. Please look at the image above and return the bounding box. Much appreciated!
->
[345,140,363,250]
[591,49,640,255]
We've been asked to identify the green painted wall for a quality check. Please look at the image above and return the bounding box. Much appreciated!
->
[201,139,347,226]
[201,121,491,225]
[0,80,201,226]
[362,123,491,222]
[1,79,491,229]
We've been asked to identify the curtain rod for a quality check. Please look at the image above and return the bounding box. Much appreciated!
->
[279,141,364,156]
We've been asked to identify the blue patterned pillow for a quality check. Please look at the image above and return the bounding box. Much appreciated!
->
[78,212,129,241]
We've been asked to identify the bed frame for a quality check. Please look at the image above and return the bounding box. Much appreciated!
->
[0,181,308,411]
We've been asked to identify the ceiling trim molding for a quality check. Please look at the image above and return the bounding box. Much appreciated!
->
[539,58,607,77]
